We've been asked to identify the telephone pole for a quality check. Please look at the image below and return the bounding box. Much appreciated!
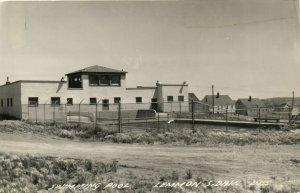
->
[212,85,215,114]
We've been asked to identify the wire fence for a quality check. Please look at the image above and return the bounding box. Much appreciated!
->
[22,100,300,132]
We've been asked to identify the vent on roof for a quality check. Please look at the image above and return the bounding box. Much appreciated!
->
[6,77,10,85]
[248,96,252,102]
[216,92,220,98]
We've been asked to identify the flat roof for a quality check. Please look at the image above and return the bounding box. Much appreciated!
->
[0,80,66,88]
[158,84,188,86]
[126,86,157,90]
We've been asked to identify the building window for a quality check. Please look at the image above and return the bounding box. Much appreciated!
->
[99,75,110,86]
[89,74,121,86]
[89,75,99,86]
[102,99,109,110]
[114,97,121,104]
[167,96,173,102]
[28,97,39,106]
[178,96,184,102]
[136,97,142,103]
[68,75,82,88]
[67,98,73,105]
[10,98,13,107]
[90,98,97,105]
[51,97,60,106]
[111,75,121,86]
[7,98,9,107]
[1,99,3,107]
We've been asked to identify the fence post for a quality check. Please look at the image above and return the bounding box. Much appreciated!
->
[65,104,67,123]
[118,102,122,133]
[78,103,81,125]
[192,100,195,129]
[95,102,98,128]
[53,102,56,125]
[225,108,228,131]
[35,104,37,123]
[157,111,160,131]
[44,104,46,123]
[28,105,30,121]
[258,108,261,128]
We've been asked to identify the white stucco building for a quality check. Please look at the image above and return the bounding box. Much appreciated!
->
[0,65,189,120]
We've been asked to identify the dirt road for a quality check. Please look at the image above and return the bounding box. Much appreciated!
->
[0,132,299,181]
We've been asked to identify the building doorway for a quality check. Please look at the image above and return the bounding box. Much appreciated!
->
[102,99,109,110]
[151,98,158,112]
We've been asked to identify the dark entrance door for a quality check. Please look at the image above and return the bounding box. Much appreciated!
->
[151,98,158,111]
[102,99,109,110]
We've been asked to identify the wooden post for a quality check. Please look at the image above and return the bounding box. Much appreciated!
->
[118,102,121,133]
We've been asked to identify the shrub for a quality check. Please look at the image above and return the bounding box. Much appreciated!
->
[0,153,118,193]
[185,169,193,179]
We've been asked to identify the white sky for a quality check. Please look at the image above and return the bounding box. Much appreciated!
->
[0,0,299,100]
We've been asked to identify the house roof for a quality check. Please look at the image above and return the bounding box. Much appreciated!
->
[202,95,235,106]
[237,98,267,108]
[66,65,127,75]
[189,93,200,102]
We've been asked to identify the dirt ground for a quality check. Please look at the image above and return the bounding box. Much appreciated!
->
[0,131,299,183]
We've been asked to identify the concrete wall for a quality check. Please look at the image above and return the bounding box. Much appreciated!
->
[19,77,159,120]
[2,74,190,120]
[20,75,128,104]
[0,82,22,119]
[124,88,157,110]
[157,85,189,112]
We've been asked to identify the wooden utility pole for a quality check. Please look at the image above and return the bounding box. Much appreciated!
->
[212,85,215,114]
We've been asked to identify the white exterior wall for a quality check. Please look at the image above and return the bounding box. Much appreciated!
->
[21,74,128,105]
[124,88,157,110]
[0,82,22,119]
[1,73,190,120]
[158,85,189,112]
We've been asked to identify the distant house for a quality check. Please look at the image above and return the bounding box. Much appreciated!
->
[202,93,235,113]
[235,97,271,117]
[189,92,205,112]
[274,103,292,112]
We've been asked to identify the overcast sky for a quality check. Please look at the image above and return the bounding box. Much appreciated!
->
[0,0,299,99]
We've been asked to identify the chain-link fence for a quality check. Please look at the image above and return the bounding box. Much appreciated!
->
[22,101,300,132]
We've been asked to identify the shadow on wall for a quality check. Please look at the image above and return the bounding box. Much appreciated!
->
[56,82,64,93]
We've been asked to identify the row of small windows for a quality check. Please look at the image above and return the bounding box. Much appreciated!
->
[27,96,185,106]
[28,97,122,106]
[0,98,13,108]
[167,96,184,102]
